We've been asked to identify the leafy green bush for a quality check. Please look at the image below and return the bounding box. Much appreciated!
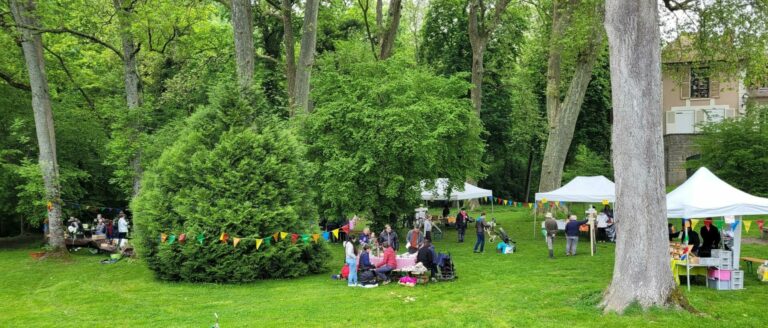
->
[131,83,329,282]
[562,144,613,183]
[692,106,768,196]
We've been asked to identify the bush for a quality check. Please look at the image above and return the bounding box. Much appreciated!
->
[562,144,613,183]
[131,83,329,282]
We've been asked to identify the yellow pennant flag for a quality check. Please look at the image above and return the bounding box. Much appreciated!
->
[602,199,609,206]
[744,220,752,233]
[332,228,340,239]
[280,232,288,240]
[161,233,168,242]
[528,203,533,209]
[233,237,241,248]
[541,198,547,204]
[255,238,263,250]
[272,232,280,241]
[691,219,700,230]
[312,234,320,243]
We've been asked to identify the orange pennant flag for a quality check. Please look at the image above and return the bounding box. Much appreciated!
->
[273,232,280,241]
[332,228,340,239]
[219,232,229,243]
[233,237,241,247]
[312,234,320,243]
[161,233,168,242]
[255,238,263,250]
[280,232,288,240]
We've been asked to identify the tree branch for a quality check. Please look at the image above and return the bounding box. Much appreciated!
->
[10,24,124,60]
[357,0,379,60]
[0,69,31,91]
[42,44,95,110]
[663,0,695,12]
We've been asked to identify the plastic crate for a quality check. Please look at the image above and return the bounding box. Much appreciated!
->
[708,278,731,290]
[731,280,744,290]
[732,270,744,280]
[698,257,720,266]
[712,249,732,258]
[708,268,732,281]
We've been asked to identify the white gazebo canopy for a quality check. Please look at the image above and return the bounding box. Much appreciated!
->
[667,167,768,218]
[420,178,493,201]
[534,176,616,203]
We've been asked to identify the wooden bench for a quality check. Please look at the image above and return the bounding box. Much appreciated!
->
[741,257,768,273]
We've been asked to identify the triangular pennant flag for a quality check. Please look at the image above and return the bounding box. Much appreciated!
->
[291,233,299,244]
[263,237,271,246]
[233,237,241,247]
[731,220,739,232]
[312,234,320,243]
[322,231,330,240]
[167,234,176,245]
[690,219,700,230]
[541,198,547,204]
[715,220,724,231]
[273,232,280,241]
[220,232,229,243]
[332,229,340,239]
[161,233,168,243]
[513,202,517,207]
[178,233,186,244]
[757,220,765,231]
[280,232,288,240]
[301,234,310,244]
[196,233,205,245]
[602,199,609,206]
[341,225,350,234]
[255,238,263,250]
[744,220,752,233]
[530,203,534,209]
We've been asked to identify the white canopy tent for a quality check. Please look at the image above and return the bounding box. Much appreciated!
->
[533,176,616,245]
[534,176,616,203]
[420,178,494,211]
[667,167,768,291]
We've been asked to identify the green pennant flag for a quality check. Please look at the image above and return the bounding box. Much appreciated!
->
[715,220,724,231]
[167,234,177,245]
[263,237,271,246]
[301,234,310,244]
[196,233,205,245]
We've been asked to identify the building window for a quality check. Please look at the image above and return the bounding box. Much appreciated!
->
[690,68,710,98]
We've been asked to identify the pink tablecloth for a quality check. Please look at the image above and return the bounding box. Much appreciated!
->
[370,255,416,270]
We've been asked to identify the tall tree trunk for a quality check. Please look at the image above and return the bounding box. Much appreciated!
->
[376,0,383,34]
[230,0,255,90]
[468,28,485,114]
[601,0,677,313]
[282,0,296,109]
[468,0,510,114]
[294,0,319,113]
[378,0,402,60]
[538,1,603,192]
[10,0,66,252]
[113,0,143,197]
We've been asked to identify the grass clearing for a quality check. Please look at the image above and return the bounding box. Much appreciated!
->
[1,206,766,327]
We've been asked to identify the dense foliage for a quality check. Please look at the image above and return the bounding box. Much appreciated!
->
[132,83,329,282]
[304,44,484,227]
[692,106,768,197]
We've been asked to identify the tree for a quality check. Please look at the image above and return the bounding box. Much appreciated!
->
[601,0,677,313]
[467,0,510,114]
[304,43,485,226]
[280,0,296,106]
[378,0,402,60]
[9,0,66,251]
[229,0,255,90]
[293,0,319,114]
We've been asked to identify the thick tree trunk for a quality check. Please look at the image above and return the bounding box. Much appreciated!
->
[294,0,319,113]
[10,0,66,252]
[376,0,383,33]
[113,0,144,197]
[601,0,677,313]
[230,0,255,90]
[538,1,602,192]
[470,47,484,114]
[378,0,402,60]
[282,0,296,110]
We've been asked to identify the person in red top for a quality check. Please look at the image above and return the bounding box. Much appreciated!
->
[375,241,397,284]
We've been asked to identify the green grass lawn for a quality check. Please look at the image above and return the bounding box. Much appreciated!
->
[1,206,766,327]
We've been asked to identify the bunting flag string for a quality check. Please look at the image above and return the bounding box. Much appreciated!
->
[744,220,752,233]
[220,233,229,244]
[757,220,765,231]
[312,233,320,243]
[301,234,310,244]
[332,229,340,239]
[341,225,350,234]
[273,232,280,242]
[196,233,205,245]
[233,237,241,248]
[322,231,331,241]
[731,220,740,232]
[280,232,288,240]
[161,233,168,243]
[167,234,176,245]
[255,238,263,250]
[714,220,724,231]
[291,233,299,244]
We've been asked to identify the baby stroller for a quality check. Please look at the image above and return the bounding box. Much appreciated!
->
[435,252,457,281]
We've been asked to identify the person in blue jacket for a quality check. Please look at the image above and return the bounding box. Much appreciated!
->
[564,214,589,256]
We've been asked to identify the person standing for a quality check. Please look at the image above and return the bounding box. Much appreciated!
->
[379,224,399,251]
[564,215,589,256]
[473,212,488,253]
[698,218,720,257]
[424,216,433,241]
[544,213,558,259]
[596,212,609,242]
[344,235,359,287]
[456,208,468,242]
[442,204,450,223]
[117,213,129,248]
[681,220,701,255]
[406,225,424,254]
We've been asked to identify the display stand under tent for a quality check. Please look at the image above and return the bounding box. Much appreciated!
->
[420,178,494,212]
[533,176,616,256]
[667,167,768,291]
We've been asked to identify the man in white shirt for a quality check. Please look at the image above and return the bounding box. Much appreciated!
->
[117,213,129,248]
